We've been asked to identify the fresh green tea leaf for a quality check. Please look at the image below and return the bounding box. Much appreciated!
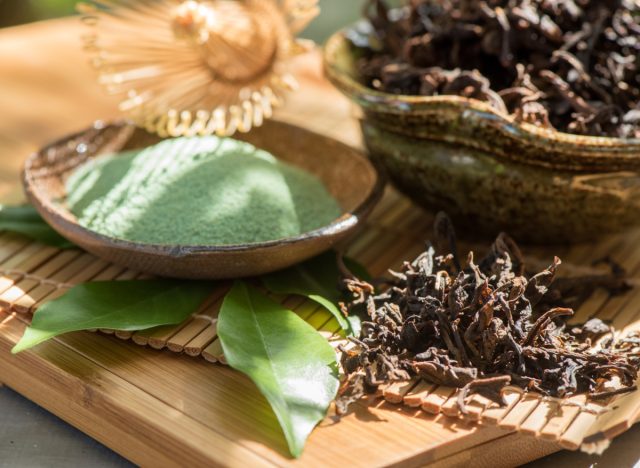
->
[262,252,368,336]
[309,293,361,337]
[218,282,339,458]
[12,279,212,353]
[0,204,74,248]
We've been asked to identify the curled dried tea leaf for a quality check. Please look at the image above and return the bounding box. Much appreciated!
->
[337,212,638,412]
[354,0,640,138]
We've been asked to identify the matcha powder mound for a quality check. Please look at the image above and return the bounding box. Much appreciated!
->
[65,137,342,245]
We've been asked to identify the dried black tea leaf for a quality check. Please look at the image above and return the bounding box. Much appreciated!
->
[355,0,640,138]
[336,213,638,414]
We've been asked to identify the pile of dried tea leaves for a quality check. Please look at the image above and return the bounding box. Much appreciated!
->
[337,213,638,414]
[356,0,640,137]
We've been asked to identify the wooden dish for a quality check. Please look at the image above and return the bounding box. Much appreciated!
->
[323,27,640,243]
[22,120,384,279]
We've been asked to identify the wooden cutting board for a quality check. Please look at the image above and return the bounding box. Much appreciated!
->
[0,18,632,467]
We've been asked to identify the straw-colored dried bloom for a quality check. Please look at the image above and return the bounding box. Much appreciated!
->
[78,0,319,137]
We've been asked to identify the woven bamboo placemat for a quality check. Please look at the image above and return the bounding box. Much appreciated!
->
[2,184,640,453]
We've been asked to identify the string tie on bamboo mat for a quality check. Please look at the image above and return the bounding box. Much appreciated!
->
[537,395,611,416]
[0,270,73,289]
[0,311,17,325]
[192,314,218,325]
[504,385,613,416]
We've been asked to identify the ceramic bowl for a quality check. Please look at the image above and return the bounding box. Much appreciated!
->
[23,120,384,279]
[324,27,640,243]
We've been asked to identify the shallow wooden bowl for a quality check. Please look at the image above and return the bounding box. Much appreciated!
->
[324,27,640,243]
[23,120,384,279]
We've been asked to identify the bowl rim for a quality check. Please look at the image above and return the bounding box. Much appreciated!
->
[323,28,640,150]
[23,119,385,257]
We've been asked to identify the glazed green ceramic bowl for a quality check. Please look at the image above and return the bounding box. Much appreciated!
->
[323,27,640,243]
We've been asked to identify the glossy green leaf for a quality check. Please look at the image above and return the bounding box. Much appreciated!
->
[262,252,368,336]
[12,279,212,353]
[0,204,74,248]
[218,281,339,458]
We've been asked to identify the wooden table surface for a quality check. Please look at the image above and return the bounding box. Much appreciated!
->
[0,17,637,468]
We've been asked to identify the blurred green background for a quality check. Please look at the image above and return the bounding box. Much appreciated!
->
[0,0,364,42]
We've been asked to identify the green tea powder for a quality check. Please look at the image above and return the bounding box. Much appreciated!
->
[66,137,341,245]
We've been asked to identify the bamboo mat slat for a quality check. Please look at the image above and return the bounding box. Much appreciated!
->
[538,395,585,440]
[404,381,436,408]
[482,389,522,425]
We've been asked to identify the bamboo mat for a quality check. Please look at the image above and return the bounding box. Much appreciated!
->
[2,184,640,454]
